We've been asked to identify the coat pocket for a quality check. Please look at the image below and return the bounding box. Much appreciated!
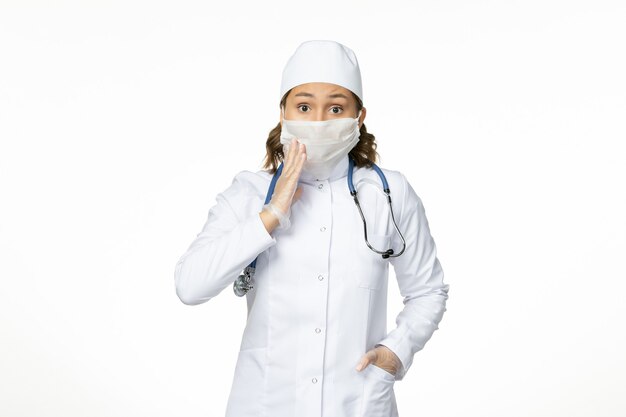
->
[357,232,392,290]
[225,347,267,417]
[359,363,396,417]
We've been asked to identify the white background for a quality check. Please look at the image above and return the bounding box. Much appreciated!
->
[1,1,624,416]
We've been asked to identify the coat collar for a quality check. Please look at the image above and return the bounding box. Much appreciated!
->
[298,155,350,184]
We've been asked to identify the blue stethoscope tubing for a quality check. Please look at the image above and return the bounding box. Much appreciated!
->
[233,156,406,296]
[347,156,407,259]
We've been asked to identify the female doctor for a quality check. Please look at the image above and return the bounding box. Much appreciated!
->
[174,40,450,417]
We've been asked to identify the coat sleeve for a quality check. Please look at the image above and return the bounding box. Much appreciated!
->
[174,172,277,305]
[374,172,450,381]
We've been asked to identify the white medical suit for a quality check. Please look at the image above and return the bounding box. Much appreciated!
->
[174,154,449,417]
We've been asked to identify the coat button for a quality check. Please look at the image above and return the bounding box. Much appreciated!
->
[318,274,324,281]
[312,378,318,383]
[320,226,326,232]
[315,328,321,333]
[317,184,324,189]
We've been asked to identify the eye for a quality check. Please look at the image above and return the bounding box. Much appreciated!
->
[330,106,343,114]
[297,105,310,112]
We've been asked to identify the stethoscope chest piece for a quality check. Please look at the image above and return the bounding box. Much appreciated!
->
[233,265,255,296]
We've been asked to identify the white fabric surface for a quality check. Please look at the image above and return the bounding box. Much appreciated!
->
[174,155,449,417]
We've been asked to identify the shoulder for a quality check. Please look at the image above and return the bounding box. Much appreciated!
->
[220,168,273,202]
[212,168,274,220]
[354,163,408,197]
[232,168,273,190]
[356,163,424,215]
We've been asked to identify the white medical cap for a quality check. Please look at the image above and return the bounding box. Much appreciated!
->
[279,40,363,104]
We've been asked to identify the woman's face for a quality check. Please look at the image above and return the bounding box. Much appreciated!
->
[280,82,366,128]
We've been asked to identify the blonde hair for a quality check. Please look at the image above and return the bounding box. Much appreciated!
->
[261,89,380,174]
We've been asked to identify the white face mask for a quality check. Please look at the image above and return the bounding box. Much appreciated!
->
[280,108,361,181]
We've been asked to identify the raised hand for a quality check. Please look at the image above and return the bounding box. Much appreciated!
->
[270,138,306,215]
[259,138,306,233]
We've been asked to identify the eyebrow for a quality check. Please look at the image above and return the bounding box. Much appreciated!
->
[294,92,349,100]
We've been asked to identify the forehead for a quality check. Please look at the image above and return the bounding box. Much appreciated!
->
[289,82,354,100]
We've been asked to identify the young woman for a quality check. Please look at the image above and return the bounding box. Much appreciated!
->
[174,40,450,417]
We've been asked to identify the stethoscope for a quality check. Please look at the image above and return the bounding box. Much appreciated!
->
[233,156,406,296]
